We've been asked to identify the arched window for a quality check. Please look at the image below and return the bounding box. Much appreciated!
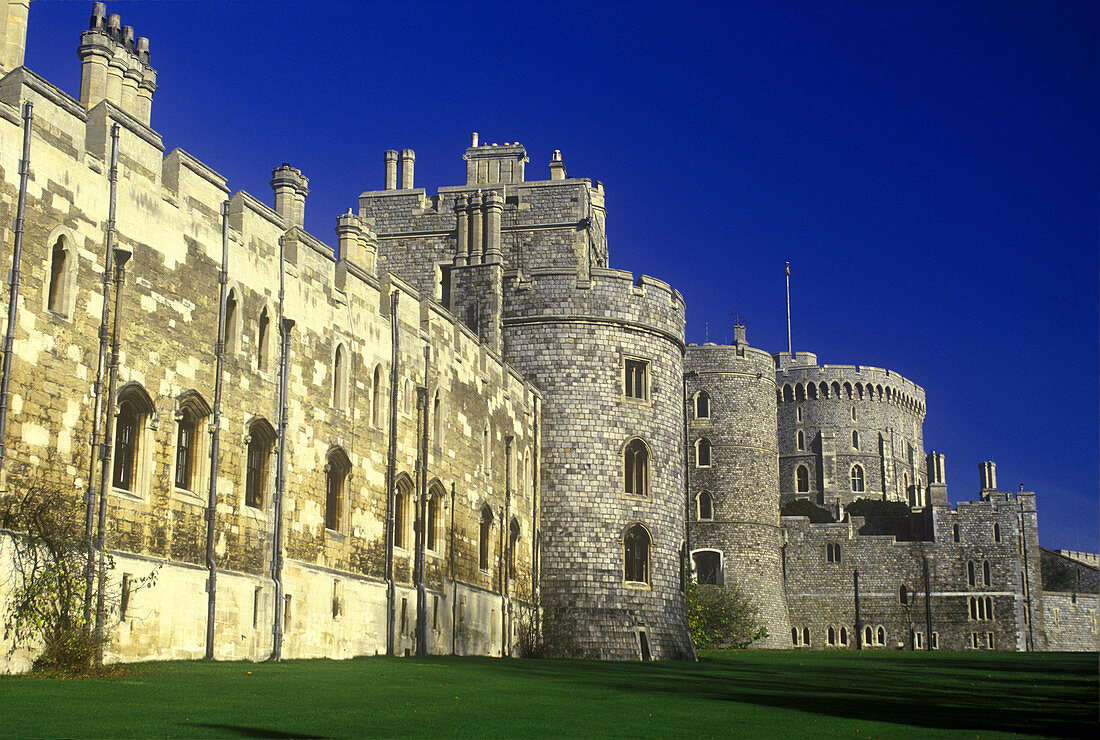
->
[983,560,991,587]
[697,491,714,521]
[864,625,873,646]
[796,406,803,422]
[432,392,442,447]
[840,626,848,645]
[795,465,809,493]
[850,465,865,493]
[844,383,853,399]
[508,518,520,580]
[819,382,828,399]
[483,424,492,473]
[695,438,712,468]
[876,626,885,645]
[256,307,270,371]
[426,483,445,552]
[624,438,649,496]
[899,585,908,604]
[852,430,859,449]
[393,477,412,549]
[967,561,976,587]
[174,392,211,493]
[953,523,960,543]
[791,627,799,646]
[903,472,909,499]
[827,626,836,645]
[993,523,1001,543]
[694,391,711,420]
[807,383,817,400]
[832,382,841,398]
[692,550,721,585]
[245,418,276,508]
[795,383,805,401]
[826,542,841,563]
[783,385,794,402]
[224,289,239,355]
[325,448,350,532]
[479,504,494,571]
[47,235,73,315]
[624,524,650,584]
[113,384,155,493]
[796,430,805,451]
[372,365,384,427]
[332,344,347,410]
[803,627,810,646]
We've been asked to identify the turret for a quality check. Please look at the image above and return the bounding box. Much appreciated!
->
[979,461,997,498]
[926,452,947,505]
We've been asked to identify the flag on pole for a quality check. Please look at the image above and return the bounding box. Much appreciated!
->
[786,262,790,276]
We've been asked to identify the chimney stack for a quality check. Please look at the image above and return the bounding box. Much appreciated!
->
[400,149,415,189]
[78,4,157,124]
[549,149,566,180]
[979,461,997,496]
[384,150,398,190]
[271,164,309,229]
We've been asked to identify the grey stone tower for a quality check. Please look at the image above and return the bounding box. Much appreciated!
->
[684,327,791,647]
[359,141,693,659]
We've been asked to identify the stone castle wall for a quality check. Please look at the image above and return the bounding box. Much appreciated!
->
[0,23,538,670]
[775,352,927,510]
[684,338,791,647]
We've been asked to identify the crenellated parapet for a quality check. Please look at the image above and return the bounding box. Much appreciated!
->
[775,356,926,416]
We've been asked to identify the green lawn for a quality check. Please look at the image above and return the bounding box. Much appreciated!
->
[2,651,1095,738]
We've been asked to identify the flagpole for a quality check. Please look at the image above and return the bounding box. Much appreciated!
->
[785,262,792,355]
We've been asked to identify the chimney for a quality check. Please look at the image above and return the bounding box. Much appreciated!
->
[483,190,503,264]
[135,41,156,126]
[453,195,469,266]
[471,132,479,147]
[733,323,747,345]
[549,149,566,180]
[336,210,373,271]
[979,461,997,496]
[384,150,398,190]
[400,149,415,189]
[0,0,30,75]
[271,164,308,228]
[926,452,947,506]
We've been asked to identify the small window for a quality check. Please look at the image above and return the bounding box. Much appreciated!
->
[692,550,721,585]
[694,391,710,419]
[508,518,520,580]
[931,632,939,650]
[624,524,650,584]
[174,407,199,491]
[624,438,649,497]
[332,344,348,410]
[479,505,494,571]
[864,625,873,646]
[983,560,991,587]
[483,424,492,473]
[993,523,1001,543]
[695,438,712,468]
[791,627,799,646]
[967,561,976,587]
[426,484,444,552]
[899,585,908,604]
[624,359,649,400]
[394,478,412,549]
[47,235,73,315]
[245,419,276,508]
[325,449,350,532]
[802,627,810,646]
[432,392,442,447]
[839,626,848,646]
[986,632,994,649]
[826,543,841,563]
[953,523,960,543]
[795,465,809,493]
[876,626,885,645]
[224,290,239,355]
[851,407,857,421]
[697,491,713,521]
[850,465,865,493]
[827,626,836,645]
[113,400,141,491]
[372,365,384,427]
[795,405,802,422]
[257,307,270,371]
[796,430,805,451]
[851,430,859,449]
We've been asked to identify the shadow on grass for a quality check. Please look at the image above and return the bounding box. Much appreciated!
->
[485,651,1097,737]
[193,724,320,739]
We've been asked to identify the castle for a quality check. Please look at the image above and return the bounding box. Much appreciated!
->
[0,2,1094,670]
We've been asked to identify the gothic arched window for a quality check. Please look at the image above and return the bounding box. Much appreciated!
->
[624,524,650,584]
[624,438,649,497]
[850,465,865,493]
[795,465,810,493]
[325,448,350,532]
[697,491,714,521]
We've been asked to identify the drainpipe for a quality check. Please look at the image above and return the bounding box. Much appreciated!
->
[83,122,120,628]
[920,552,933,651]
[1019,509,1034,651]
[449,481,456,656]
[384,290,400,656]
[414,345,430,656]
[531,397,540,644]
[94,246,131,664]
[271,236,293,661]
[853,568,862,650]
[503,435,513,657]
[205,200,230,660]
[0,101,33,484]
[498,504,504,656]
[682,370,698,661]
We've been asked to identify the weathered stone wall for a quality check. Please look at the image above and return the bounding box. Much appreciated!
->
[0,46,538,670]
[685,338,791,647]
[1041,592,1098,652]
[783,490,1048,652]
[774,352,927,510]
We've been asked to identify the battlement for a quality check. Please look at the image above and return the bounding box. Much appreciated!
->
[686,335,774,376]
[775,354,925,415]
[502,266,686,346]
[464,134,529,185]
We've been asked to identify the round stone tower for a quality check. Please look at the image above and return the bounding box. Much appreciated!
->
[774,352,927,511]
[684,326,790,647]
[501,267,693,660]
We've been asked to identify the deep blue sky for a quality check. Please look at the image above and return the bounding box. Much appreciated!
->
[23,1,1098,551]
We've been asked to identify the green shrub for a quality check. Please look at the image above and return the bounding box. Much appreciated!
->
[685,580,767,649]
[780,498,835,523]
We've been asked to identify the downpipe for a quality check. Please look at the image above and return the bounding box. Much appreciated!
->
[384,290,399,655]
[271,236,293,661]
[83,122,120,627]
[413,346,430,656]
[205,200,230,659]
[0,101,33,483]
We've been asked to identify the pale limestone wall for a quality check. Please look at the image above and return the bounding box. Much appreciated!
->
[0,40,539,670]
